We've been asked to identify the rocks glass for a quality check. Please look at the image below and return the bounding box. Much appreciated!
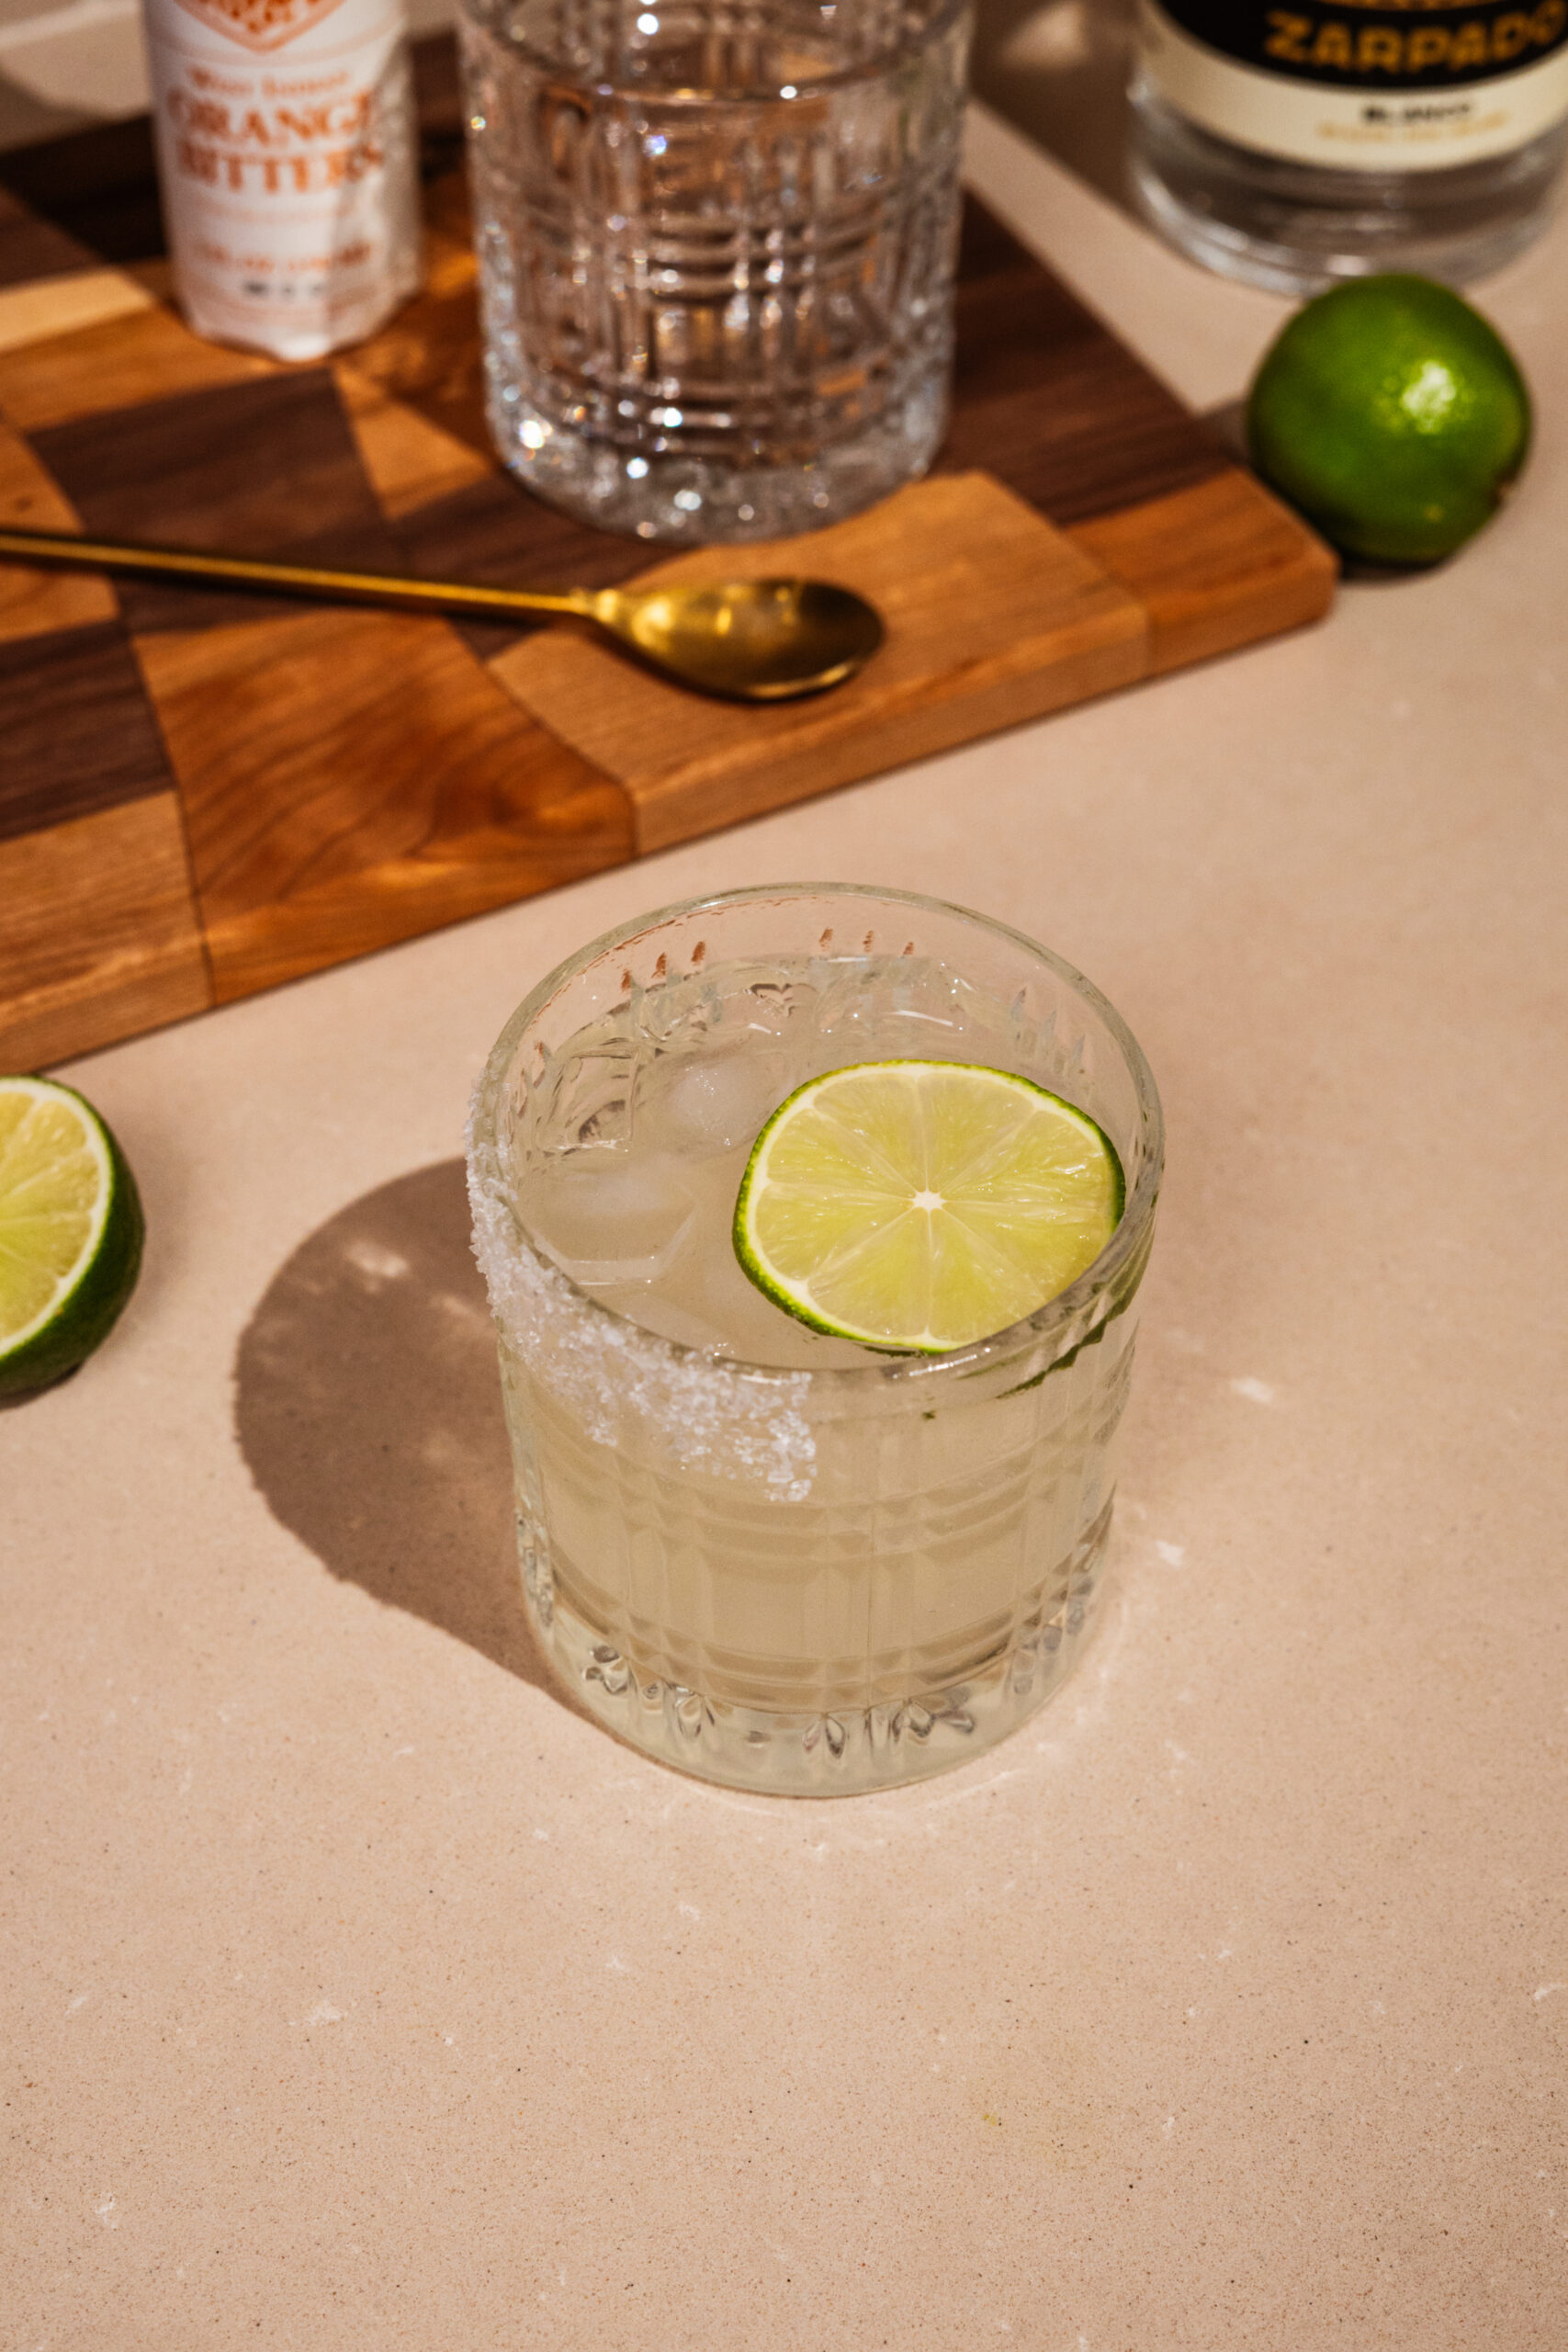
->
[467,885,1163,1795]
[457,0,973,542]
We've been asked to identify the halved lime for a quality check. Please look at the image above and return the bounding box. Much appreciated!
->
[733,1060,1123,1354]
[0,1075,144,1399]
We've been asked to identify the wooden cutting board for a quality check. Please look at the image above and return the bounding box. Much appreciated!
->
[0,159,1335,1069]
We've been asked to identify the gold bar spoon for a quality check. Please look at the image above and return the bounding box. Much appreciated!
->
[0,525,884,703]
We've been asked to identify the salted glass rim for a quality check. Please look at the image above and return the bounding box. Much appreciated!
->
[462,0,971,105]
[469,881,1163,1395]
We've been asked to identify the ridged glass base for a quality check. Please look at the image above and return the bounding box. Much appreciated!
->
[488,378,949,544]
[459,0,969,547]
[1129,83,1568,295]
[521,1496,1112,1796]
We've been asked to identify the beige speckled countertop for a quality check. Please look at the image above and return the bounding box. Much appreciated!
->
[6,107,1566,2349]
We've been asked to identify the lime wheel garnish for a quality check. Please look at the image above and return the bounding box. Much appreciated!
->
[734,1059,1122,1354]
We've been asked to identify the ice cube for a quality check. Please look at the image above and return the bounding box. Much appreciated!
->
[636,970,720,1046]
[590,1286,735,1353]
[813,955,976,1050]
[682,1238,874,1371]
[736,970,819,1035]
[536,1034,637,1151]
[519,1152,696,1287]
[636,1046,790,1154]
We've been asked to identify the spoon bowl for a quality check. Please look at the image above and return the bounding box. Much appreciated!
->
[598,577,885,700]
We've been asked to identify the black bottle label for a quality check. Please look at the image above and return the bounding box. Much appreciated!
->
[1138,0,1568,167]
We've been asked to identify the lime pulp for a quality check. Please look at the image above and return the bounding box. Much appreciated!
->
[733,1059,1123,1355]
[0,1076,144,1398]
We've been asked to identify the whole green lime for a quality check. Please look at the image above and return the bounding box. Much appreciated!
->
[1247,275,1531,566]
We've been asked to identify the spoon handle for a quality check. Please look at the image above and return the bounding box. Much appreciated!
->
[0,524,589,623]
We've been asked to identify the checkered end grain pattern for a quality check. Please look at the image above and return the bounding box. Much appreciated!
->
[0,170,1333,1069]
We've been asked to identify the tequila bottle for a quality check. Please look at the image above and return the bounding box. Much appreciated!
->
[1129,1,1568,294]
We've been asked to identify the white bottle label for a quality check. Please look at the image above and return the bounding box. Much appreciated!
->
[143,0,422,359]
[1138,0,1568,172]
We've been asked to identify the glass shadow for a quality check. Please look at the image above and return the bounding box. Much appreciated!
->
[233,1155,581,1713]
